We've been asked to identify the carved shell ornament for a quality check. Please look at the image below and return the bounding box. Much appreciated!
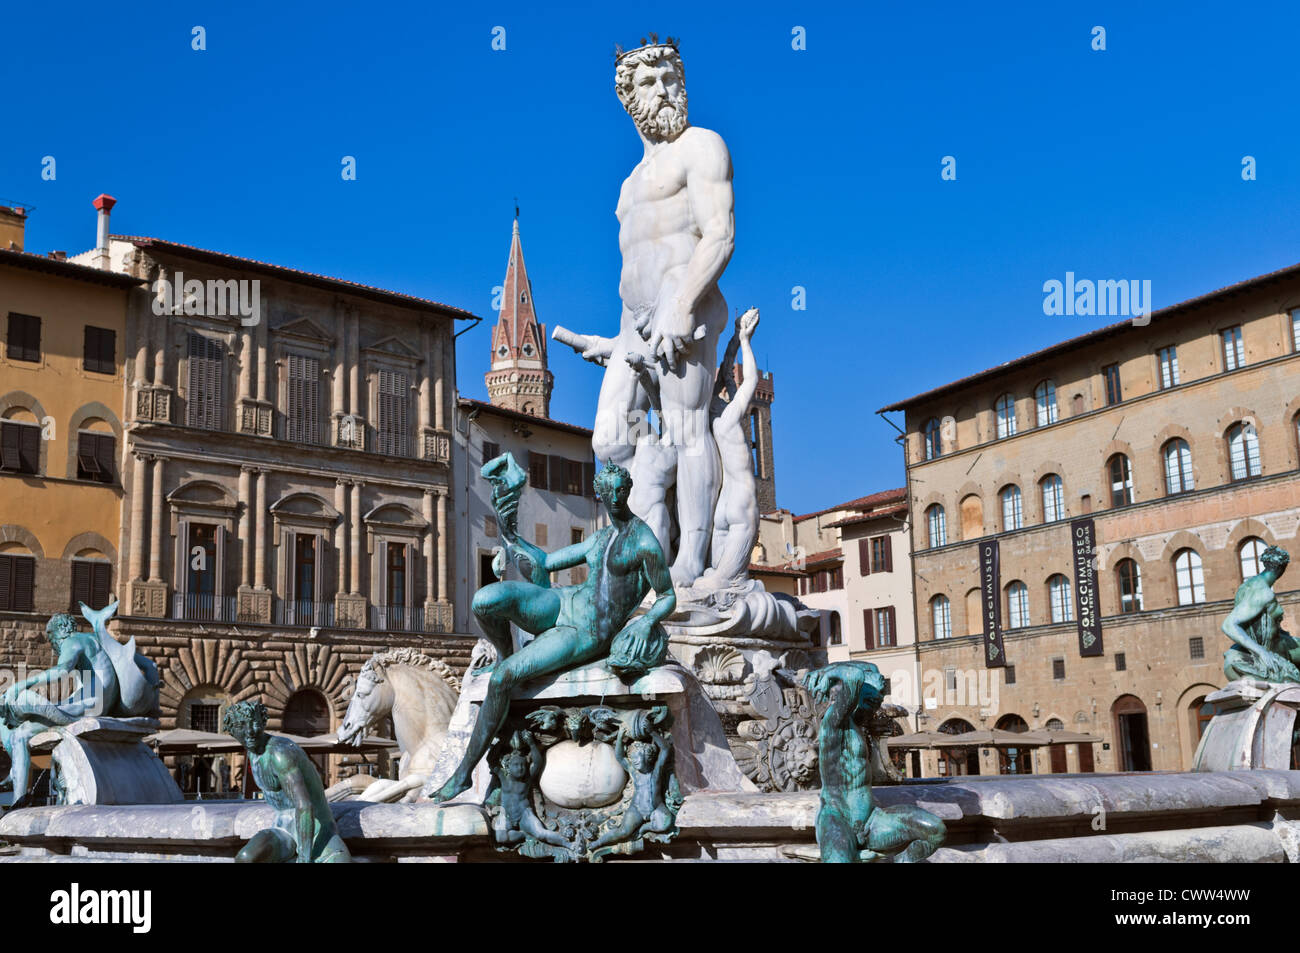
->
[692,644,746,685]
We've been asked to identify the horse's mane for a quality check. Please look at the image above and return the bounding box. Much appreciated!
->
[360,647,461,691]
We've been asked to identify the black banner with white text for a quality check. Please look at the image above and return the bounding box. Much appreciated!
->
[1071,517,1104,657]
[979,540,1006,667]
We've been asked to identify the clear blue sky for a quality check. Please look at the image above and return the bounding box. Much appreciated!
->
[5,1,1300,514]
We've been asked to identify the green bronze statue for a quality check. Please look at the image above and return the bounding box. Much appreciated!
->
[804,661,946,863]
[222,700,351,863]
[0,601,159,800]
[1223,545,1297,683]
[433,457,677,803]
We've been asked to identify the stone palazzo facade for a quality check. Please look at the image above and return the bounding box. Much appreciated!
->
[882,262,1300,775]
[66,233,479,759]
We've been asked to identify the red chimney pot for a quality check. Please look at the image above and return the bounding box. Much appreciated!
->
[92,194,117,212]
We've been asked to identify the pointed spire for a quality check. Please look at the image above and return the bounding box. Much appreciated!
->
[486,212,553,417]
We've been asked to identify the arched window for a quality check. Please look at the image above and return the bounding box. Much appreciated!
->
[1163,439,1194,494]
[1239,537,1267,579]
[828,611,843,646]
[1226,422,1261,481]
[1108,453,1134,506]
[960,495,983,540]
[1046,717,1065,731]
[1048,574,1073,623]
[964,588,982,637]
[926,504,947,548]
[1000,485,1023,531]
[1174,549,1206,605]
[995,394,1017,439]
[938,718,979,776]
[995,714,1032,774]
[1116,559,1143,614]
[931,594,951,640]
[1034,380,1058,427]
[922,417,942,460]
[1006,580,1029,628]
[1040,474,1064,523]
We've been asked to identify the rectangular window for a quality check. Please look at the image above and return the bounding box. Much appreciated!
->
[1292,308,1300,353]
[528,451,548,489]
[534,523,548,547]
[0,554,35,611]
[563,459,584,496]
[0,421,40,474]
[189,703,220,734]
[1189,636,1205,660]
[1004,665,1016,685]
[1115,652,1127,671]
[186,333,226,431]
[1052,657,1066,680]
[376,369,410,456]
[83,326,116,375]
[386,541,407,607]
[76,431,115,483]
[6,312,40,363]
[1109,455,1134,506]
[1221,326,1245,371]
[571,527,584,545]
[944,667,957,692]
[286,353,322,444]
[870,536,893,573]
[1157,345,1179,389]
[1102,363,1122,405]
[293,534,316,604]
[70,559,112,610]
[483,441,501,466]
[875,606,897,647]
[829,567,843,590]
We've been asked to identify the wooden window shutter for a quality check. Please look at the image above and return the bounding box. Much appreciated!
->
[84,326,115,374]
[8,313,40,362]
[12,556,34,611]
[187,333,225,431]
[863,609,875,650]
[18,424,39,473]
[96,433,115,482]
[214,527,226,602]
[0,424,19,470]
[484,441,501,466]
[883,535,893,572]
[287,354,304,442]
[175,520,191,596]
[314,534,325,606]
[858,538,871,575]
[377,370,409,456]
[71,561,92,609]
[91,561,111,609]
[583,459,596,498]
[528,451,548,489]
[287,354,321,444]
[405,542,417,610]
[77,432,100,478]
[549,455,565,493]
[0,556,11,610]
[395,373,409,456]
